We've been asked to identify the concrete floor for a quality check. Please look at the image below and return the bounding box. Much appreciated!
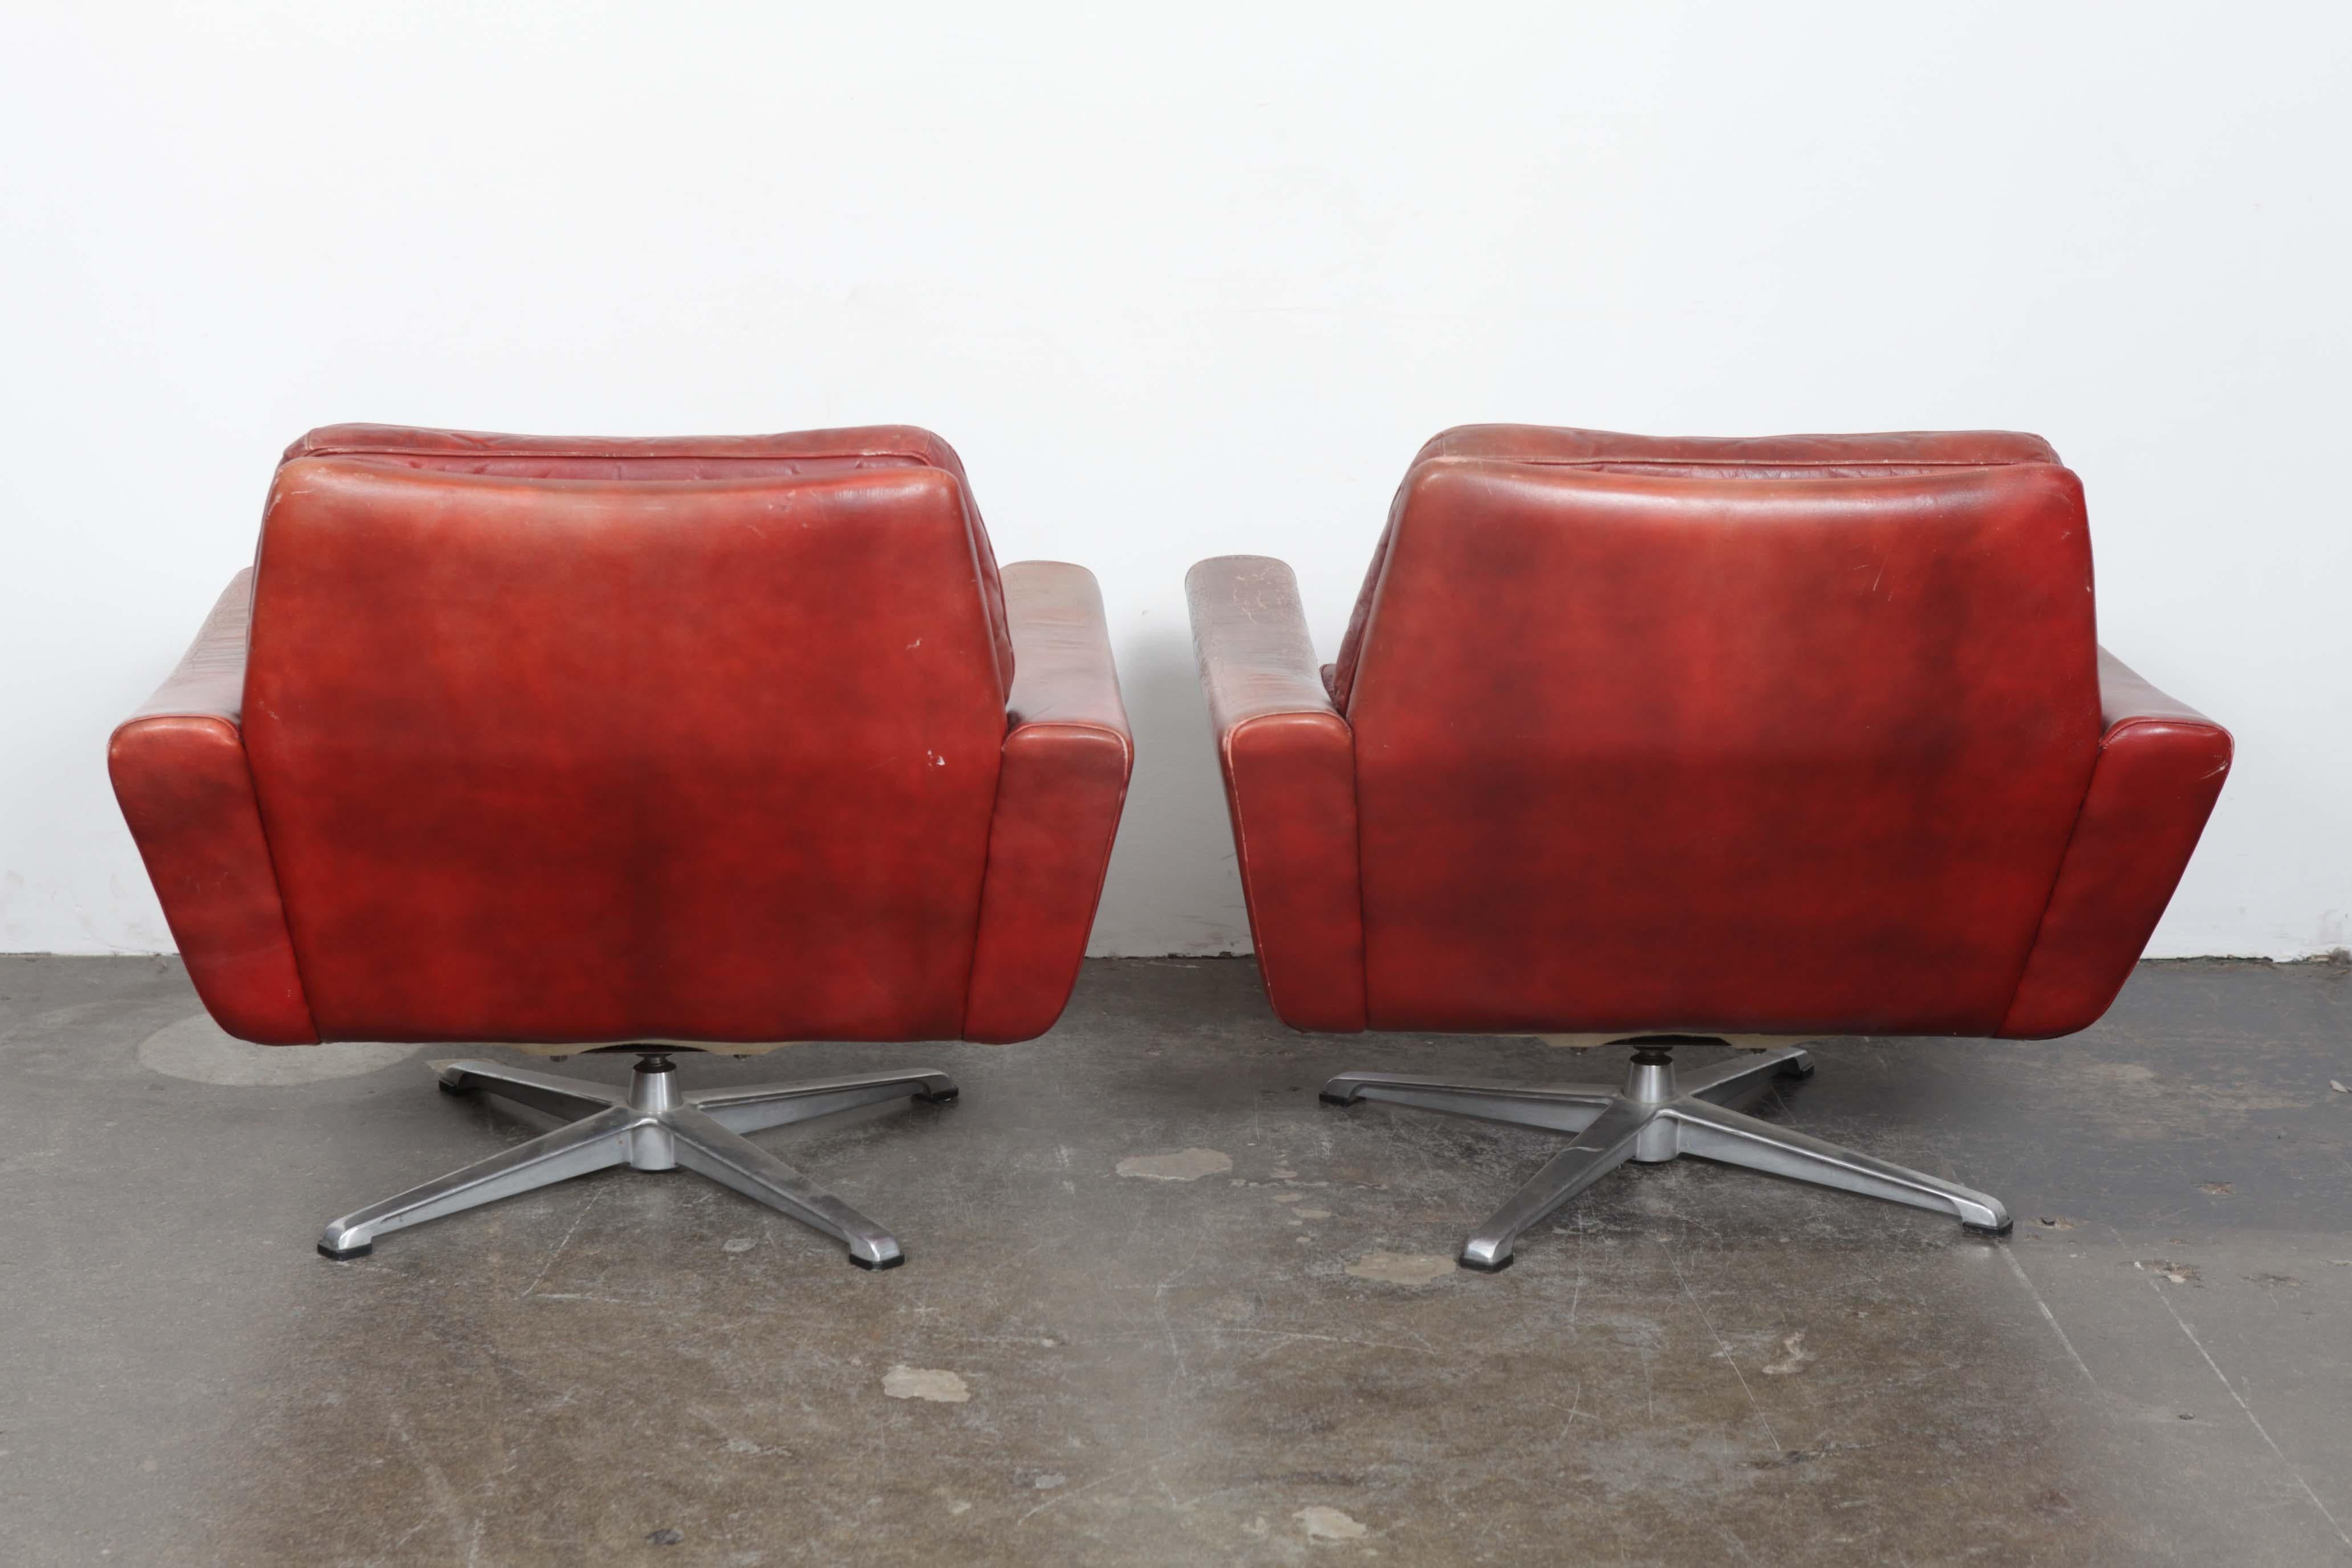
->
[3,957,2349,1566]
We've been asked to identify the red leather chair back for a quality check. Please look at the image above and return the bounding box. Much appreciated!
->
[241,426,1013,1044]
[1337,428,2101,1037]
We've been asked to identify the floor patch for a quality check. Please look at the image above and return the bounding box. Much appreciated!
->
[1346,1251,1454,1285]
[1762,1330,1815,1375]
[882,1365,970,1403]
[137,1013,420,1086]
[1116,1148,1233,1181]
[1295,1505,1370,1541]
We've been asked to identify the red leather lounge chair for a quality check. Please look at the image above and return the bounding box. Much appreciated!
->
[112,424,1132,1269]
[1188,426,2229,1270]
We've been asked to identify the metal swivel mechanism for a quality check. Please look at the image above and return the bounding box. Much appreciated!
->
[318,1049,958,1269]
[1321,1037,2009,1272]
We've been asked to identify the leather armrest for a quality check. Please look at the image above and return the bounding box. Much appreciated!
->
[2001,648,2233,1037]
[124,575,251,723]
[1186,556,1366,1031]
[964,563,1135,1042]
[107,571,317,1043]
[1192,556,1346,733]
[999,562,1134,740]
[2094,648,2224,732]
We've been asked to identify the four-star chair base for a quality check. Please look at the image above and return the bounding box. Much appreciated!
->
[1319,1038,2010,1272]
[316,1052,958,1269]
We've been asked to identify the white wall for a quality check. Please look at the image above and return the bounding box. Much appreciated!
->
[3,2,2345,960]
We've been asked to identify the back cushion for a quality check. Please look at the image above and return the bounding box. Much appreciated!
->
[286,423,1010,677]
[1346,457,2101,1035]
[1331,427,2063,708]
[243,455,1010,1043]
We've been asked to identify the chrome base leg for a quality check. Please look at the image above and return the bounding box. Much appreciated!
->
[318,1051,955,1269]
[1321,1041,2008,1271]
[687,1069,958,1135]
[1665,1100,2008,1234]
[318,1106,635,1259]
[1459,1099,1648,1272]
[1319,1072,1619,1134]
[434,1059,626,1119]
[670,1108,906,1269]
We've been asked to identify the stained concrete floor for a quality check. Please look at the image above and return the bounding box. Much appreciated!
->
[3,956,2350,1566]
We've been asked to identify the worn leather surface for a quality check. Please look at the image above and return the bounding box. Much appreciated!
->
[286,421,972,480]
[1332,427,2062,710]
[1187,556,1367,1031]
[1194,425,2230,1039]
[287,424,1010,683]
[964,563,1135,1042]
[108,570,319,1043]
[115,426,1128,1047]
[1412,424,2061,474]
[2001,651,2233,1037]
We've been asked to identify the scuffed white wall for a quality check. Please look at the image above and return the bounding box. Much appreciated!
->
[2,2,2344,958]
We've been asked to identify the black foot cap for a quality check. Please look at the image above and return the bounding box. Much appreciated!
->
[1778,1060,1815,1080]
[437,1078,469,1095]
[318,1241,372,1260]
[1457,1252,1515,1274]
[1319,1091,1357,1107]
[915,1088,960,1104]
[1963,1220,2014,1238]
[850,1252,907,1271]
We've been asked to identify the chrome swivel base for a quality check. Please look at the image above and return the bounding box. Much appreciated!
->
[318,1052,957,1269]
[1321,1039,2009,1272]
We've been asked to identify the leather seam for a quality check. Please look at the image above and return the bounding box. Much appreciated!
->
[960,720,1014,1043]
[1497,458,2040,470]
[1055,749,1137,1031]
[952,716,1014,1041]
[235,556,326,1043]
[2102,715,2228,745]
[1004,719,1134,755]
[1350,715,1369,1031]
[293,445,942,465]
[1425,455,2050,472]
[1221,710,1363,1028]
[1996,728,2112,1038]
[952,480,1014,703]
[231,728,324,1044]
[1218,725,1274,997]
